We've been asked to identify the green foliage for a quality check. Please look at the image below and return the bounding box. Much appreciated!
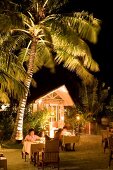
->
[105,95,113,120]
[0,34,28,103]
[0,1,101,85]
[0,0,101,140]
[64,106,86,129]
[23,107,50,135]
[47,12,100,83]
[78,79,109,119]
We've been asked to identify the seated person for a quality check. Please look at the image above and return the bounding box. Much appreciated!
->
[45,134,51,140]
[54,126,68,150]
[61,126,68,136]
[38,130,51,141]
[24,128,40,142]
[54,128,63,140]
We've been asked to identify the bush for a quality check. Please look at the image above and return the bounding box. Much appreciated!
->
[23,108,50,136]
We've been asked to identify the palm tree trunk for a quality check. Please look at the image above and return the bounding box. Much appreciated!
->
[11,36,37,141]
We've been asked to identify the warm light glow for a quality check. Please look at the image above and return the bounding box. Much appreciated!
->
[40,137,45,144]
[76,115,80,120]
[61,116,64,121]
[15,131,23,140]
[51,112,54,116]
[59,85,67,93]
[17,127,22,131]
[1,104,7,110]
[18,120,23,124]
[38,99,42,104]
[50,129,54,138]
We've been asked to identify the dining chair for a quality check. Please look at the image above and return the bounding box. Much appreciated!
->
[38,139,60,170]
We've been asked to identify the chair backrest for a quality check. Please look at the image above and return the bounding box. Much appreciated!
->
[45,139,59,152]
[63,135,80,145]
[42,139,59,164]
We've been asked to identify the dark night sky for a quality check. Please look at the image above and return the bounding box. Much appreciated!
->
[28,0,113,103]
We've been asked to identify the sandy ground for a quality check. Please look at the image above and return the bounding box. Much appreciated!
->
[0,134,113,170]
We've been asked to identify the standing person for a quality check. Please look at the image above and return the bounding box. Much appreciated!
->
[24,128,40,142]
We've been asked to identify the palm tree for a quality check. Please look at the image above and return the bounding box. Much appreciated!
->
[79,79,109,117]
[0,0,101,141]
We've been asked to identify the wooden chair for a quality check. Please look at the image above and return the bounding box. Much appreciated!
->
[108,135,113,167]
[38,139,60,170]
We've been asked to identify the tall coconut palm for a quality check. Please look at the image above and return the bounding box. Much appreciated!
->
[0,0,101,140]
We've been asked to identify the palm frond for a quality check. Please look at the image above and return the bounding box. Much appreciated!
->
[0,90,10,103]
[0,32,29,56]
[52,34,99,73]
[19,41,55,74]
[17,40,32,64]
[31,78,37,88]
[0,52,28,95]
[35,41,55,72]
[0,32,11,46]
[67,12,101,44]
[55,49,94,84]
[0,51,27,80]
[42,26,53,49]
[0,69,26,100]
[20,13,35,28]
[0,13,24,32]
[45,0,69,14]
[18,48,30,63]
[45,12,101,44]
